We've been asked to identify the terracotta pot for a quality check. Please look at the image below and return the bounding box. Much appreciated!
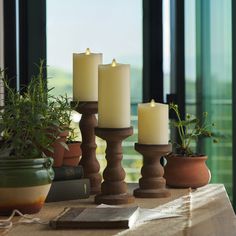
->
[0,158,54,216]
[164,155,211,188]
[63,141,82,166]
[45,130,69,167]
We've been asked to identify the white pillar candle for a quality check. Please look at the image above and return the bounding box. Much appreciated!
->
[138,99,169,144]
[98,59,130,128]
[73,48,102,101]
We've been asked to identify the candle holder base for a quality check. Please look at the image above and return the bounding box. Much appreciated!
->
[72,101,102,194]
[95,193,135,205]
[134,143,171,198]
[95,127,135,205]
[133,188,170,198]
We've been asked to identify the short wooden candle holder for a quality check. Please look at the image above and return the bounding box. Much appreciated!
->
[72,101,102,194]
[94,127,135,205]
[134,143,172,198]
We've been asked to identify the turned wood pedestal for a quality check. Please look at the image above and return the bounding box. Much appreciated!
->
[94,127,135,205]
[134,143,172,198]
[72,101,102,194]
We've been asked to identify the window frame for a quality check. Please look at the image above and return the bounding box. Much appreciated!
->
[3,0,17,89]
[232,0,236,211]
[0,0,4,107]
[169,0,185,118]
[0,0,3,68]
[18,0,46,89]
[143,0,164,103]
[3,0,46,90]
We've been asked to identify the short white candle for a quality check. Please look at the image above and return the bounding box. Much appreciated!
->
[98,59,130,128]
[138,100,169,144]
[73,48,102,101]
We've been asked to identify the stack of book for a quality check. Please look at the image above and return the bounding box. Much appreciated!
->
[46,166,90,202]
[50,206,140,229]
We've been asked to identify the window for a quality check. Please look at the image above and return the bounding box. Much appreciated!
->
[163,0,171,100]
[185,0,196,116]
[185,0,232,199]
[47,0,143,181]
[0,0,4,107]
[4,0,234,204]
[164,0,233,200]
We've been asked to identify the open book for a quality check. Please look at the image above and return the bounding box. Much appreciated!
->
[50,206,140,229]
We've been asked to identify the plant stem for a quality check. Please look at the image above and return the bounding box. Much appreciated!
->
[174,106,186,148]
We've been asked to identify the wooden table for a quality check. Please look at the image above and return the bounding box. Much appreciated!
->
[1,184,236,236]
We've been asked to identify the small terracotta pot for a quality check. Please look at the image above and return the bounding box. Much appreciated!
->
[45,130,69,167]
[164,154,211,188]
[63,141,82,166]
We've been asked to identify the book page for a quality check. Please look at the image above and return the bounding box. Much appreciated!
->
[73,207,139,222]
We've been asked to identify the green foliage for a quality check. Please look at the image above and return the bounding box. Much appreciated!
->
[48,94,71,130]
[0,61,74,159]
[169,103,218,156]
[0,62,53,159]
[48,94,77,143]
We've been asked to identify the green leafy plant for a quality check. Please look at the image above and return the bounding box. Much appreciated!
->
[169,103,218,156]
[0,60,80,159]
[47,94,78,148]
[0,63,55,159]
[48,94,71,131]
[67,127,78,143]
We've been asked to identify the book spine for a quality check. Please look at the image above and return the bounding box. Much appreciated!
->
[46,178,90,202]
[53,166,84,181]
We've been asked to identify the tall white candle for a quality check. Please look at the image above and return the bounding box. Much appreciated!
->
[73,48,102,101]
[138,100,169,144]
[98,59,130,128]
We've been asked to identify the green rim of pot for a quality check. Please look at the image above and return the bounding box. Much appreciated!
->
[0,157,54,187]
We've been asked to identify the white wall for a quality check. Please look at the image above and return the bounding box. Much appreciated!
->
[0,0,4,106]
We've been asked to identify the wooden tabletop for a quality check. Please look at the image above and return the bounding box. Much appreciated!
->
[1,184,236,236]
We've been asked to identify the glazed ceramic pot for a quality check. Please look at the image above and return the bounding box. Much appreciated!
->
[63,141,82,166]
[164,155,211,188]
[0,158,54,216]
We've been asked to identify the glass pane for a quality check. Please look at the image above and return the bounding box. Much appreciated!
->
[185,0,196,116]
[185,0,197,154]
[205,0,232,198]
[46,0,143,181]
[163,0,171,100]
[185,0,232,199]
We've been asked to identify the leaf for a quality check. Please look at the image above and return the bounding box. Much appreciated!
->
[181,118,198,125]
[170,120,181,127]
[47,146,54,153]
[59,141,69,151]
[36,114,45,120]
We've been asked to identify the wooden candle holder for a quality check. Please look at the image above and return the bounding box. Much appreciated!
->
[94,127,135,205]
[134,143,172,198]
[72,101,102,194]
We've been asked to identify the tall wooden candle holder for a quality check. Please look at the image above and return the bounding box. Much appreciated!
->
[134,143,172,198]
[72,101,102,194]
[94,127,135,205]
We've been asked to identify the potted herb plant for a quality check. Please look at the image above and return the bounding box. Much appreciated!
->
[63,129,82,167]
[164,103,218,188]
[45,95,83,167]
[44,95,72,167]
[0,64,55,215]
